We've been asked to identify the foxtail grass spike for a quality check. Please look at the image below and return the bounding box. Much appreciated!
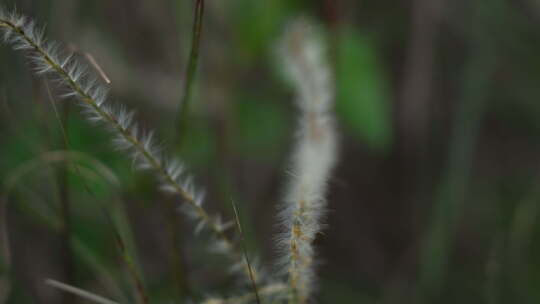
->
[276,19,339,303]
[0,7,251,283]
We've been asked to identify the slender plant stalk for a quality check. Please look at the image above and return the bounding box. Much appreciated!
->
[176,0,205,145]
[0,9,252,284]
[57,92,75,304]
[46,279,119,304]
[46,79,75,296]
[163,199,191,299]
[169,19,210,294]
[103,211,149,304]
[0,196,10,304]
[231,200,260,304]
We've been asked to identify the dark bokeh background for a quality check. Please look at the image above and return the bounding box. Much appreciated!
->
[2,0,540,303]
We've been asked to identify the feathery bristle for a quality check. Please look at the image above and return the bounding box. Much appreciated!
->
[0,6,257,285]
[276,18,338,303]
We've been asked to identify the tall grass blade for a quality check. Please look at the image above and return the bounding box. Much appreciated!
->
[45,279,120,304]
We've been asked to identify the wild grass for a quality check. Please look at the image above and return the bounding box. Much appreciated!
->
[176,0,205,145]
[276,19,338,303]
[0,6,339,304]
[0,6,258,300]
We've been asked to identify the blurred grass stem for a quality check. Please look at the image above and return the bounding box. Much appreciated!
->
[46,279,119,304]
[176,0,205,147]
[172,0,205,296]
[231,199,261,304]
[104,212,150,304]
[418,1,497,299]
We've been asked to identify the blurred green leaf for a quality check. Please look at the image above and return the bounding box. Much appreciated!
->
[320,278,374,304]
[64,112,137,192]
[0,120,43,176]
[235,96,289,160]
[231,0,299,58]
[180,115,217,166]
[336,29,393,151]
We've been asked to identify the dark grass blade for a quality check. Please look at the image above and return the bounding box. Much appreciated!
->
[176,0,205,146]
[231,199,261,304]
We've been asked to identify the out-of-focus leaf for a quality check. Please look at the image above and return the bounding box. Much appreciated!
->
[0,120,43,176]
[336,29,393,151]
[180,115,217,166]
[320,279,374,304]
[64,112,139,193]
[234,96,289,161]
[231,0,299,58]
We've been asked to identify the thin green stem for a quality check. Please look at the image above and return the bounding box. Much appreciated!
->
[172,1,206,293]
[176,0,205,146]
[103,211,149,304]
[231,199,260,304]
[51,87,75,304]
[163,199,191,299]
[46,279,119,304]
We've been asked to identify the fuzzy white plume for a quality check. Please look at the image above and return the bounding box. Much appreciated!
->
[276,19,338,303]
